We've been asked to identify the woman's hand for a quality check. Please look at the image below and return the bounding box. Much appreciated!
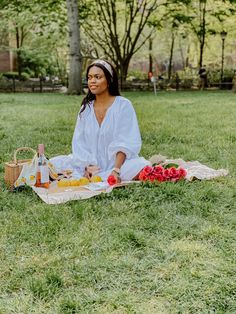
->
[84,165,100,179]
[110,170,121,184]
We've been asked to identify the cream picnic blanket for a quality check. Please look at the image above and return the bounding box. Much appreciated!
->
[149,155,228,181]
[31,155,228,204]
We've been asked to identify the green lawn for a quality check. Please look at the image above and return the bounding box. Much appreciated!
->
[0,91,235,313]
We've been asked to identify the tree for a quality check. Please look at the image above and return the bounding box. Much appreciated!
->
[151,0,192,79]
[121,0,235,77]
[82,0,162,86]
[66,0,83,94]
[193,0,207,68]
[175,0,236,68]
[0,0,35,76]
[0,0,68,78]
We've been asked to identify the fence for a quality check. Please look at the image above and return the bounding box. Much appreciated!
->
[0,78,63,93]
[0,77,234,92]
[122,77,234,91]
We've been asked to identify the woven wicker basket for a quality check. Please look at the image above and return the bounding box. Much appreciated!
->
[4,147,37,190]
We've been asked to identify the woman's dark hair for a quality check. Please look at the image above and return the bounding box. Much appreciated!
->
[80,60,120,115]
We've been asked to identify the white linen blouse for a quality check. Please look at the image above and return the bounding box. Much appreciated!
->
[50,96,150,180]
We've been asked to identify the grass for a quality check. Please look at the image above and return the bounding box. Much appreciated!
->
[0,91,236,313]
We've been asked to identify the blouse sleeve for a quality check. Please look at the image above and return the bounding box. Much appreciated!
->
[108,99,142,160]
[72,113,96,172]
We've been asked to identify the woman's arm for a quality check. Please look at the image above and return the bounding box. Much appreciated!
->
[110,151,126,183]
[114,151,126,169]
[107,99,142,161]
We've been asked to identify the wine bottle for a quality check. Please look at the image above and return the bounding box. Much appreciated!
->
[35,144,50,188]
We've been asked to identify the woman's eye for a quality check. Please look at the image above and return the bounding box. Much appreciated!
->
[88,75,103,80]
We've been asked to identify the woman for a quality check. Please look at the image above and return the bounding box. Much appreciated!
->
[50,60,150,182]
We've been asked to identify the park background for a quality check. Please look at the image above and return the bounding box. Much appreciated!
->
[0,0,236,92]
[0,1,236,313]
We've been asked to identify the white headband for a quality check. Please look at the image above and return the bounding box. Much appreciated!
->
[91,59,113,77]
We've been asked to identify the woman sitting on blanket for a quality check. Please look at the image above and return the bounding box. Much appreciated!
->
[50,59,150,182]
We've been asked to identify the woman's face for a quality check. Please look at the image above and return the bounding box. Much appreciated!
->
[88,66,109,95]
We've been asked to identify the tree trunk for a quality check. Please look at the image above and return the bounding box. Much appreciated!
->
[199,40,204,68]
[199,0,206,68]
[15,26,22,78]
[149,38,153,73]
[168,32,175,81]
[185,43,190,68]
[119,58,131,90]
[179,37,185,70]
[66,0,82,94]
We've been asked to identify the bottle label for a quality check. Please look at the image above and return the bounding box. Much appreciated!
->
[39,165,49,183]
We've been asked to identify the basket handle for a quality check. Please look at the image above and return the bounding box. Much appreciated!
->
[13,147,37,165]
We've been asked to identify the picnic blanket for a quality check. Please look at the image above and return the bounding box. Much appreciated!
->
[149,155,228,181]
[32,180,137,204]
[31,155,228,204]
